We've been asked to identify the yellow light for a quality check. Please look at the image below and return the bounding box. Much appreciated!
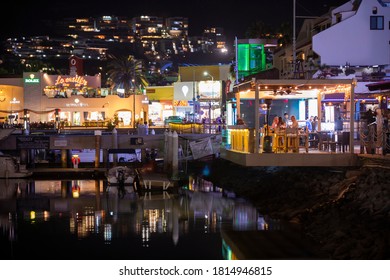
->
[44,211,50,221]
[30,211,36,220]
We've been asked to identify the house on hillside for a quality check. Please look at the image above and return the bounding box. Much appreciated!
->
[274,0,390,82]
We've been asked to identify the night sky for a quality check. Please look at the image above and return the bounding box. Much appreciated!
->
[4,0,348,41]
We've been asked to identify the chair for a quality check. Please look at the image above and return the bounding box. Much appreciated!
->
[274,128,286,153]
[341,131,351,153]
[308,132,319,149]
[327,132,338,152]
[286,127,299,153]
[336,132,343,152]
[318,131,330,151]
[298,129,309,153]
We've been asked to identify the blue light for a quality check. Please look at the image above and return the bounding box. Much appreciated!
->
[202,165,210,176]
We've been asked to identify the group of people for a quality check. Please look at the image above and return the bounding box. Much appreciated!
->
[269,113,319,132]
[305,115,319,132]
[270,113,296,130]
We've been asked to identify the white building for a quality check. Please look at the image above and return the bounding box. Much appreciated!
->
[313,0,390,67]
[274,0,390,81]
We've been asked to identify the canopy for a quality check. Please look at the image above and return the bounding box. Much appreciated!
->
[366,80,390,91]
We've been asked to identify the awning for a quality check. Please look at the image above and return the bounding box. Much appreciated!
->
[322,93,345,102]
[366,80,390,91]
[323,92,378,103]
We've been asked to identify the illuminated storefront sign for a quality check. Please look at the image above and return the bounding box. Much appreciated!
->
[65,98,88,107]
[198,81,221,99]
[173,82,194,100]
[24,74,40,84]
[173,100,189,106]
[55,75,88,87]
[10,97,20,104]
[65,102,89,107]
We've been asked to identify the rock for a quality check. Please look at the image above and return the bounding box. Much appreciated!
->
[189,159,390,259]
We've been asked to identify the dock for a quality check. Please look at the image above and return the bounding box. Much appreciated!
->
[29,166,178,192]
[30,167,106,179]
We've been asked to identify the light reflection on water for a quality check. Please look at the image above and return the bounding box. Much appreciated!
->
[0,177,280,260]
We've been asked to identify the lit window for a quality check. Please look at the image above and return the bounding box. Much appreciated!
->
[370,16,384,30]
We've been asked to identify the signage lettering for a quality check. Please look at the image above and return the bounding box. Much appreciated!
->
[173,100,189,106]
[24,78,40,84]
[55,75,88,87]
[65,102,89,107]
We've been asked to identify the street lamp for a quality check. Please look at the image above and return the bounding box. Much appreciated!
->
[203,71,214,133]
[132,79,136,129]
[192,70,196,123]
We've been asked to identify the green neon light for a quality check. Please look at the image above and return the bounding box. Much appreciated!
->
[24,78,40,84]
[237,43,266,77]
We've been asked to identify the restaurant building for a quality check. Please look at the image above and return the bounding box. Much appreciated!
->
[1,72,150,128]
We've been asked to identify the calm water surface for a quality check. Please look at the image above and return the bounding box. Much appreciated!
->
[0,176,280,260]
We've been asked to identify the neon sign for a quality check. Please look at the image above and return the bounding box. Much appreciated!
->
[55,75,88,87]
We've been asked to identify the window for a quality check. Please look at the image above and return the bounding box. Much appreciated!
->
[370,16,384,30]
[336,14,342,23]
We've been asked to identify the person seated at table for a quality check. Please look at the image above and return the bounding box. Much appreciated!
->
[273,116,285,151]
[270,116,279,132]
[277,116,286,129]
[290,115,299,129]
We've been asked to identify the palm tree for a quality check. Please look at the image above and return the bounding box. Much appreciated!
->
[106,54,148,96]
[106,54,148,128]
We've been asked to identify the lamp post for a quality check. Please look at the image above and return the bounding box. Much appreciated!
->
[203,71,214,133]
[293,0,296,67]
[132,79,136,129]
[192,70,196,123]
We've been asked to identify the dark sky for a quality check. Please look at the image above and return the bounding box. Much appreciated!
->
[4,0,348,41]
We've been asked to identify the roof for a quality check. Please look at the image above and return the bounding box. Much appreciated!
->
[366,80,390,91]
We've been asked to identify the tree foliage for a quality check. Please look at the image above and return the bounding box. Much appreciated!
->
[106,54,148,96]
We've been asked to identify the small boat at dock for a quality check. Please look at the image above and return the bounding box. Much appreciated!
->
[106,166,136,186]
[105,166,138,197]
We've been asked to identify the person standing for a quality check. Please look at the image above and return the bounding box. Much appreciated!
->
[283,112,290,127]
[144,121,149,135]
[312,116,318,132]
[306,116,313,132]
[366,108,376,125]
[335,116,343,131]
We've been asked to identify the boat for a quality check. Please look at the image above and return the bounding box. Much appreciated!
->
[0,154,33,178]
[105,166,140,197]
[106,166,136,185]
